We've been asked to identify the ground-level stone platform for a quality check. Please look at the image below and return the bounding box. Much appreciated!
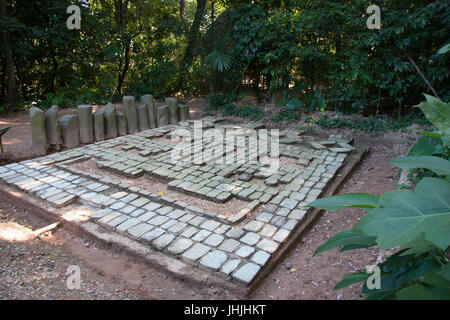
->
[0,119,364,290]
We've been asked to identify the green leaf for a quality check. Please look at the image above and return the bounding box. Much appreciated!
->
[334,272,369,290]
[408,136,443,156]
[307,193,379,211]
[353,178,450,250]
[396,283,442,300]
[389,155,450,176]
[437,43,450,55]
[414,95,450,146]
[314,229,376,255]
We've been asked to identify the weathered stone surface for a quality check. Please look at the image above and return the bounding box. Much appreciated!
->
[199,250,228,271]
[44,105,60,150]
[116,111,128,136]
[182,243,210,263]
[232,262,261,284]
[30,107,47,155]
[152,233,175,250]
[179,104,190,121]
[77,105,94,144]
[93,109,104,142]
[136,103,150,131]
[220,259,241,276]
[123,96,138,134]
[167,237,193,255]
[60,115,79,149]
[103,103,118,139]
[156,105,169,127]
[140,94,156,128]
[165,97,179,124]
[251,250,271,266]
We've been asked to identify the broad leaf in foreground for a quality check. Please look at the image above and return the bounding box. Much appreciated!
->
[307,193,379,211]
[353,178,450,250]
[389,155,450,176]
[414,94,450,146]
[314,229,376,256]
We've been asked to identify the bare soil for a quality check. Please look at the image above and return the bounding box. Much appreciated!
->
[0,98,420,300]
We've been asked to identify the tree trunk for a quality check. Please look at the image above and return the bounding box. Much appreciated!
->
[180,0,185,20]
[116,39,131,95]
[177,0,207,90]
[0,0,17,111]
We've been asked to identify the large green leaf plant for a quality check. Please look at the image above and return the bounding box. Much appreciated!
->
[307,96,450,300]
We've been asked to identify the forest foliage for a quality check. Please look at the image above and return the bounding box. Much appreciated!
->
[0,0,449,118]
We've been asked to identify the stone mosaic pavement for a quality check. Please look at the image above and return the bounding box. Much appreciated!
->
[0,118,355,286]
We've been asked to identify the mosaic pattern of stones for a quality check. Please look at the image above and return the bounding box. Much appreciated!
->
[0,118,355,285]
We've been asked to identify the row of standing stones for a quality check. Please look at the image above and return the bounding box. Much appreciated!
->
[30,96,190,156]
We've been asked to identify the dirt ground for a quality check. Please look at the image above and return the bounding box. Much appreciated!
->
[0,99,420,300]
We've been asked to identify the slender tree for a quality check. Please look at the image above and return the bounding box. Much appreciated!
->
[0,0,17,111]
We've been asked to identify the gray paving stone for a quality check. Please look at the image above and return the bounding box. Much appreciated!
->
[273,228,290,243]
[152,234,176,250]
[232,262,261,284]
[137,211,156,222]
[240,232,261,246]
[251,250,271,266]
[167,237,194,255]
[199,250,228,271]
[98,211,121,224]
[220,259,242,276]
[192,229,211,242]
[107,215,128,228]
[160,219,177,230]
[204,233,224,247]
[141,227,165,242]
[90,208,112,219]
[182,243,210,263]
[148,215,169,226]
[143,202,162,211]
[235,245,255,258]
[200,220,221,231]
[181,226,199,238]
[155,206,174,215]
[168,222,187,233]
[259,224,278,238]
[218,239,240,253]
[256,238,279,253]
[243,221,264,232]
[116,218,141,232]
[225,228,245,240]
[127,223,153,238]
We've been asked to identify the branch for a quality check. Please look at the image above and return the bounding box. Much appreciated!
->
[402,48,441,101]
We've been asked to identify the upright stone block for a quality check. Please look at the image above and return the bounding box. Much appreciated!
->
[30,107,47,156]
[116,111,128,136]
[44,105,61,150]
[136,103,149,131]
[156,105,169,127]
[60,115,79,149]
[103,103,118,139]
[140,94,156,128]
[123,96,138,134]
[93,109,104,142]
[77,105,94,144]
[166,97,179,124]
[179,104,190,121]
